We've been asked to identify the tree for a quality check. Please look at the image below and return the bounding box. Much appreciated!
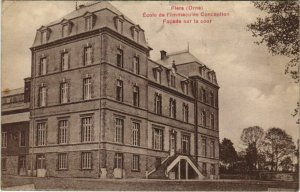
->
[279,156,293,172]
[247,1,299,81]
[240,126,265,169]
[219,138,238,172]
[261,127,296,171]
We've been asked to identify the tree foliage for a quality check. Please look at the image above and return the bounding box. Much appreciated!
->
[220,138,238,167]
[279,156,293,172]
[247,1,299,81]
[261,127,296,171]
[240,126,264,147]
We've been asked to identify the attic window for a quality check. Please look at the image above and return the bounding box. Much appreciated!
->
[41,30,49,44]
[131,26,140,42]
[181,80,188,94]
[85,16,93,31]
[115,16,124,34]
[153,67,163,84]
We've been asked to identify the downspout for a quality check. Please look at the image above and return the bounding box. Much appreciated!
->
[98,30,102,178]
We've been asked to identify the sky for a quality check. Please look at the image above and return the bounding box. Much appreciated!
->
[2,1,299,149]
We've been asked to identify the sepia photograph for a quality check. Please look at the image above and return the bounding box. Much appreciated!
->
[1,0,299,191]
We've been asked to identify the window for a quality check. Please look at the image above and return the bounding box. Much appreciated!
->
[210,92,214,106]
[83,78,92,100]
[132,154,140,171]
[40,57,47,75]
[170,74,176,88]
[114,153,123,169]
[133,56,140,74]
[169,98,176,119]
[132,122,140,146]
[1,132,7,148]
[183,82,188,94]
[84,47,92,65]
[36,154,46,169]
[19,131,26,147]
[1,158,7,171]
[58,120,68,144]
[37,122,47,146]
[38,85,47,107]
[155,70,161,84]
[183,104,189,123]
[81,117,92,142]
[202,163,207,175]
[133,86,139,107]
[202,138,207,157]
[202,88,206,103]
[115,118,124,143]
[210,164,215,175]
[117,49,123,68]
[210,113,214,129]
[81,152,92,169]
[210,140,215,158]
[85,16,93,31]
[60,82,69,104]
[181,134,190,154]
[116,80,123,102]
[61,52,69,71]
[133,29,139,42]
[116,19,123,34]
[153,128,163,150]
[154,93,162,115]
[201,111,207,126]
[41,31,48,44]
[58,153,68,170]
[62,24,69,37]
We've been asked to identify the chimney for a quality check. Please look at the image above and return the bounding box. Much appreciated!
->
[160,50,167,60]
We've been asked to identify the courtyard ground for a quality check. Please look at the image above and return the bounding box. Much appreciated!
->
[1,175,299,191]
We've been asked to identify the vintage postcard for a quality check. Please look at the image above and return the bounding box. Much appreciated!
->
[1,1,299,191]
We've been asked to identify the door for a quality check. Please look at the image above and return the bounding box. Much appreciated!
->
[18,156,26,175]
[36,154,46,177]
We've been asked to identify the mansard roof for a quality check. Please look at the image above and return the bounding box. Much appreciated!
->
[156,50,206,68]
[47,2,134,26]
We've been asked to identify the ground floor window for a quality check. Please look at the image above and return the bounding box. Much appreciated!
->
[81,152,92,169]
[202,162,207,175]
[132,154,140,171]
[36,154,46,169]
[114,153,123,169]
[58,153,68,170]
[1,158,7,170]
[210,164,215,175]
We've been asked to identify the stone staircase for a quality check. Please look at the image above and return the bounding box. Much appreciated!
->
[148,154,180,179]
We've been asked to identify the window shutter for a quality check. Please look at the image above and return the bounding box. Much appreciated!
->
[174,100,177,118]
[91,78,94,99]
[80,47,84,66]
[154,94,157,112]
[68,52,71,69]
[37,87,40,107]
[91,152,93,169]
[56,154,59,170]
[152,129,154,149]
[169,99,171,117]
[92,117,95,142]
[67,82,70,102]
[46,87,48,107]
[46,57,49,74]
[91,46,94,64]
[153,69,157,80]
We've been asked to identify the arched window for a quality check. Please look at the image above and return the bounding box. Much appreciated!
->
[201,111,206,126]
[210,113,214,129]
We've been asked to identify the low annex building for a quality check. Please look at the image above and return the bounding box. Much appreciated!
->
[2,1,219,179]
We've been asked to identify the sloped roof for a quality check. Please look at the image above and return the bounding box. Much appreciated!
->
[156,50,205,68]
[2,88,24,97]
[47,1,135,27]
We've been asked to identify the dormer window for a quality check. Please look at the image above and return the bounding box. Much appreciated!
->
[62,25,69,37]
[170,74,176,88]
[84,12,96,31]
[182,81,188,94]
[115,15,124,34]
[153,67,162,84]
[86,16,93,31]
[131,25,141,42]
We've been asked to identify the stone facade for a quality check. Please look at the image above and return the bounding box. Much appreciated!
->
[27,2,219,179]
